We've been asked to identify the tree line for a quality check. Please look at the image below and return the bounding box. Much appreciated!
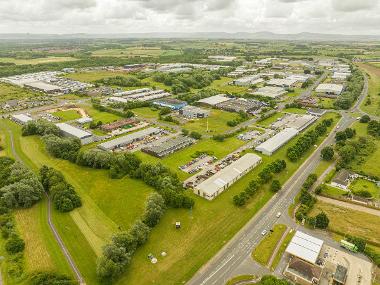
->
[95,75,148,88]
[334,68,364,110]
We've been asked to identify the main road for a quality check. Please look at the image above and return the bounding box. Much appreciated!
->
[187,112,355,285]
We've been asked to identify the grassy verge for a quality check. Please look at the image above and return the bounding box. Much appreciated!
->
[251,224,287,266]
[270,229,295,271]
[225,275,256,285]
[357,63,380,116]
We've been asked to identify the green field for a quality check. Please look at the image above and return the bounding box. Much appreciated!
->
[80,104,122,123]
[0,56,78,65]
[133,107,160,119]
[257,112,284,127]
[209,77,249,94]
[252,224,287,266]
[320,185,347,198]
[65,70,136,83]
[0,83,42,103]
[309,200,380,245]
[314,160,332,177]
[92,47,181,58]
[225,275,256,285]
[358,63,380,116]
[53,110,82,121]
[349,178,379,199]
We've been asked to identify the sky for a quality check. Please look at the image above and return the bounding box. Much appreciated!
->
[0,0,379,35]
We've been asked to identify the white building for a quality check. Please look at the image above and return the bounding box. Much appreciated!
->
[233,75,262,86]
[332,72,350,80]
[286,231,324,264]
[267,78,298,88]
[255,128,299,155]
[11,114,33,125]
[194,153,262,200]
[197,94,231,106]
[315,83,343,96]
[180,106,210,119]
[76,117,93,124]
[287,74,311,83]
[253,86,287,98]
[56,123,93,144]
[208,55,237,62]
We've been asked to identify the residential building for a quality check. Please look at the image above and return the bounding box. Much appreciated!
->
[331,169,356,190]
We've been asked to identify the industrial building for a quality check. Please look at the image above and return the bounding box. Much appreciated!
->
[271,114,317,131]
[197,94,231,106]
[11,114,33,125]
[267,78,298,88]
[215,98,267,114]
[179,106,210,119]
[98,127,160,151]
[315,83,343,96]
[332,72,351,80]
[56,123,93,144]
[255,128,299,155]
[109,88,172,102]
[153,98,187,110]
[253,86,287,98]
[194,153,262,200]
[24,81,64,94]
[287,74,311,83]
[233,75,263,86]
[76,117,93,124]
[100,118,138,132]
[208,55,237,62]
[142,135,195,158]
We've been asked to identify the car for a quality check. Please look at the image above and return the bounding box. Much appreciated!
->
[276,212,282,218]
[261,230,267,236]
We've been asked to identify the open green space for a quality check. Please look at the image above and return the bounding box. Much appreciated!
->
[271,229,295,271]
[257,112,284,127]
[357,63,380,116]
[79,104,122,123]
[0,56,78,65]
[52,110,82,121]
[349,178,379,199]
[286,87,303,98]
[314,160,332,177]
[0,83,42,103]
[209,77,249,94]
[133,107,160,119]
[65,70,135,83]
[317,97,336,109]
[92,47,181,58]
[309,200,380,245]
[252,224,287,266]
[320,185,347,198]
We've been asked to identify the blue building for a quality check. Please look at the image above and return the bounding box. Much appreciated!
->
[153,98,188,110]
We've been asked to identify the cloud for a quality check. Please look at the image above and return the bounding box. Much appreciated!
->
[331,0,378,12]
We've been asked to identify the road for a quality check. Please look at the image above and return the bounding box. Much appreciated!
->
[4,127,85,285]
[187,112,355,285]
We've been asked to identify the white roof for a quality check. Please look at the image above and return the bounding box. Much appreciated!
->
[196,153,262,196]
[109,97,129,103]
[25,81,62,92]
[76,117,93,124]
[267,78,298,87]
[56,123,92,139]
[12,114,33,123]
[98,127,160,150]
[285,231,323,264]
[253,86,287,98]
[315,83,343,94]
[255,128,299,154]
[197,94,231,106]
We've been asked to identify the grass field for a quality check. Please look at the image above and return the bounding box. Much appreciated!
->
[317,97,336,109]
[0,56,78,65]
[257,112,284,127]
[0,83,42,103]
[349,178,379,198]
[314,160,332,177]
[209,77,249,94]
[52,110,82,121]
[79,104,122,123]
[271,229,295,271]
[309,200,380,245]
[357,63,380,116]
[320,185,347,198]
[133,107,160,119]
[92,47,181,58]
[252,224,287,266]
[64,70,137,82]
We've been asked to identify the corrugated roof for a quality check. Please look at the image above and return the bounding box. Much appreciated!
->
[12,114,33,123]
[286,231,323,264]
[197,94,231,106]
[56,123,92,139]
[255,128,299,154]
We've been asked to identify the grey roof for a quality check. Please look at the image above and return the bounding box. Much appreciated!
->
[315,83,343,94]
[196,153,262,196]
[255,128,299,154]
[98,127,160,150]
[286,231,323,264]
[56,123,92,139]
[334,265,348,283]
[197,94,231,106]
[332,169,354,186]
[12,114,33,123]
[25,81,63,92]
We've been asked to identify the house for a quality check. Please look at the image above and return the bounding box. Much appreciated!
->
[331,169,356,190]
[194,153,262,200]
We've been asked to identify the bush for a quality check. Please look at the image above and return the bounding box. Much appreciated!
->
[29,272,76,285]
[189,131,202,140]
[5,234,25,254]
[360,115,371,123]
[270,180,281,192]
[315,212,329,229]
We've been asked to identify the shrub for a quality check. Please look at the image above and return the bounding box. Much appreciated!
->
[5,234,25,254]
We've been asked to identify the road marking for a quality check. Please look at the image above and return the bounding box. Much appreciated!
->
[201,254,235,285]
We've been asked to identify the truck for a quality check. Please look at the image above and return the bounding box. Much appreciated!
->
[340,239,358,253]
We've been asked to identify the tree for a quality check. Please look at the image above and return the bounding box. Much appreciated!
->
[189,131,202,140]
[321,146,334,161]
[5,234,25,254]
[335,131,347,142]
[143,193,166,227]
[315,212,329,229]
[181,129,189,136]
[270,180,281,192]
[360,115,371,123]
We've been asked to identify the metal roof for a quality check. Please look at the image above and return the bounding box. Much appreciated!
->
[286,231,323,264]
[25,81,63,91]
[255,128,299,154]
[12,114,33,123]
[197,94,231,106]
[196,153,262,196]
[56,123,92,139]
[315,83,343,94]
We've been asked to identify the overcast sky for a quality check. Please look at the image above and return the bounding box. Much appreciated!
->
[0,0,379,35]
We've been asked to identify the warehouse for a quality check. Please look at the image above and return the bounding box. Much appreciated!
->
[216,98,266,114]
[267,78,298,88]
[271,114,317,131]
[332,72,350,80]
[11,114,33,125]
[255,128,299,155]
[287,74,311,83]
[180,105,210,119]
[76,117,93,124]
[197,94,231,106]
[315,83,343,96]
[24,81,64,94]
[253,86,287,98]
[100,118,138,132]
[153,98,187,110]
[194,153,262,200]
[56,123,93,144]
[98,127,160,151]
[233,75,262,86]
[142,135,194,158]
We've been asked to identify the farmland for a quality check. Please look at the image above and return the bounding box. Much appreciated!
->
[92,47,182,58]
[0,83,42,103]
[0,56,78,65]
[358,63,380,116]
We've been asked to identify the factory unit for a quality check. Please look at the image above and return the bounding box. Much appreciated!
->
[286,74,311,83]
[24,81,65,94]
[98,127,160,151]
[56,123,93,144]
[11,114,33,125]
[271,114,318,131]
[110,88,172,102]
[253,86,287,98]
[315,83,343,97]
[197,94,231,106]
[153,98,188,110]
[179,105,210,119]
[233,75,263,86]
[194,153,262,200]
[100,118,139,132]
[255,128,299,155]
[215,98,266,114]
[76,117,93,124]
[208,55,237,62]
[142,136,195,158]
[267,78,298,88]
[332,72,351,80]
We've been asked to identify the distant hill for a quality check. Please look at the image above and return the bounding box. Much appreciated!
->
[0,32,379,41]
